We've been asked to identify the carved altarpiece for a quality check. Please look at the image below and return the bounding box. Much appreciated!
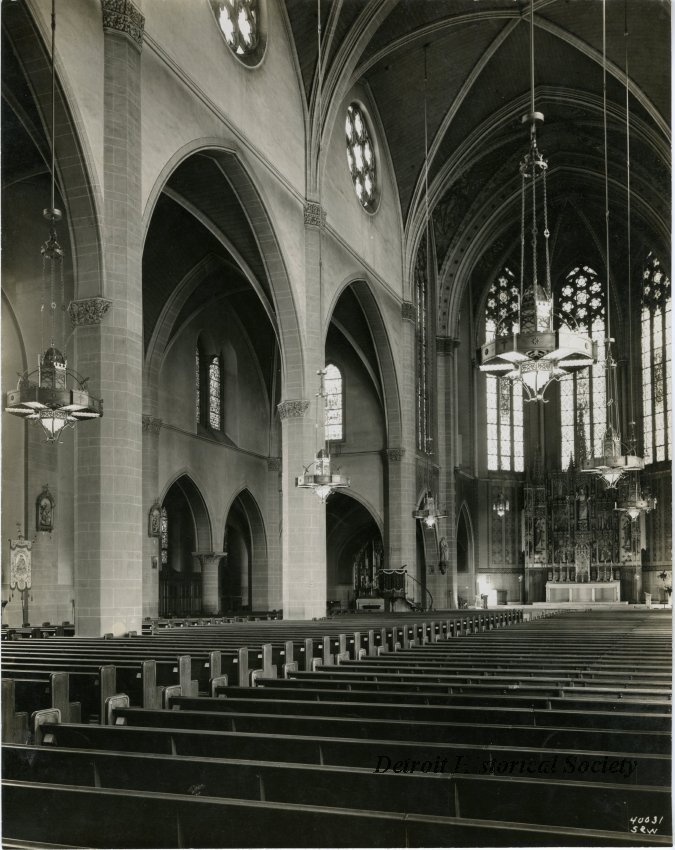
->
[524,468,643,603]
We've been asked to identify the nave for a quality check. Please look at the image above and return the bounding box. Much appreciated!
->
[2,608,671,848]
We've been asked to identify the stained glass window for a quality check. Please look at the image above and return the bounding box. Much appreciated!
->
[557,266,606,465]
[195,346,201,425]
[160,507,168,567]
[324,363,343,442]
[209,355,222,431]
[641,253,671,463]
[484,268,523,471]
[212,0,258,57]
[345,103,377,210]
[415,241,431,452]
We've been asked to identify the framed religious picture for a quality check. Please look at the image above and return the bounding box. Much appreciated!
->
[9,532,32,592]
[148,502,162,537]
[36,485,55,533]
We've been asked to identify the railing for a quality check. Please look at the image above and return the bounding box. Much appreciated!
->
[376,569,433,612]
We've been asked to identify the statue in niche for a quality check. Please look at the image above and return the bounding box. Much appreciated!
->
[576,486,589,528]
[438,537,448,575]
[148,502,161,537]
[36,486,55,533]
[533,516,546,553]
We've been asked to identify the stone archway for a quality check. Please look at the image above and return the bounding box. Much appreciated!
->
[456,502,476,608]
[219,490,269,614]
[326,491,383,612]
[159,475,211,617]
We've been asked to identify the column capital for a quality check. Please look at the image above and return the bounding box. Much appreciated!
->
[193,551,226,568]
[69,297,112,327]
[436,336,460,355]
[401,301,416,322]
[384,447,406,463]
[267,457,282,471]
[101,0,145,50]
[142,415,163,435]
[304,201,326,228]
[278,399,310,419]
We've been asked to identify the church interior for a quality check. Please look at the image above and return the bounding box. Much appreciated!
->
[1,0,672,847]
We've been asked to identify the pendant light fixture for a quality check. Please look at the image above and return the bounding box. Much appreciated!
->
[296,370,350,502]
[478,0,596,402]
[4,0,102,443]
[582,0,643,488]
[295,0,349,503]
[411,48,446,531]
[492,493,510,519]
[614,3,655,519]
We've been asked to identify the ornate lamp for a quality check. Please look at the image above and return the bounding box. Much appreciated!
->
[582,0,644,489]
[478,0,596,401]
[493,493,510,518]
[295,371,350,503]
[4,0,102,443]
[615,474,656,522]
[413,491,447,529]
[295,6,349,504]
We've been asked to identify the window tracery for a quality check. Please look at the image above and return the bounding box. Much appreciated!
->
[557,266,607,465]
[212,0,258,57]
[641,253,671,463]
[484,268,523,471]
[345,103,377,210]
[209,355,222,431]
[324,363,343,442]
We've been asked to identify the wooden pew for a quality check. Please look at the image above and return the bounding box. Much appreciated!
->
[4,743,671,835]
[106,705,671,786]
[5,779,669,848]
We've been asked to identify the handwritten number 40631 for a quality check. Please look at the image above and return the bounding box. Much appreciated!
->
[630,816,664,835]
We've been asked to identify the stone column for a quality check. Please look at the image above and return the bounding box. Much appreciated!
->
[385,302,417,576]
[71,2,144,636]
[142,416,162,618]
[262,457,282,611]
[196,553,226,614]
[279,400,327,619]
[428,336,460,610]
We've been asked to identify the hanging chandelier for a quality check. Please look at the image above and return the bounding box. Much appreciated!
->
[4,0,102,443]
[295,370,350,502]
[413,490,447,529]
[615,473,657,522]
[492,493,510,518]
[478,0,596,402]
[582,0,643,490]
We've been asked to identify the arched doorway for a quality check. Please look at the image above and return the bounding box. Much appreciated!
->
[159,476,211,617]
[456,504,476,608]
[326,492,383,612]
[220,491,268,614]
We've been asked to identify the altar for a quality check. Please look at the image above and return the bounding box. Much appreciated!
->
[545,581,621,603]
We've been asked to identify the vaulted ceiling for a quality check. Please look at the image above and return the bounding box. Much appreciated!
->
[284,0,671,331]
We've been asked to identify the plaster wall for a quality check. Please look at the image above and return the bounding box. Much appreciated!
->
[159,311,270,456]
[323,85,404,299]
[140,0,305,200]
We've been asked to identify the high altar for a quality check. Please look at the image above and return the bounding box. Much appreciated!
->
[524,467,643,604]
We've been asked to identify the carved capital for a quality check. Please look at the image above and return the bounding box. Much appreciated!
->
[192,552,226,573]
[401,301,416,322]
[385,447,406,463]
[69,297,112,327]
[277,399,310,419]
[304,202,326,228]
[142,415,163,435]
[101,0,145,49]
[267,457,282,472]
[436,336,460,355]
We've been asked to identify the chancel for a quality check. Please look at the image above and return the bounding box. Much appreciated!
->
[1,0,671,848]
